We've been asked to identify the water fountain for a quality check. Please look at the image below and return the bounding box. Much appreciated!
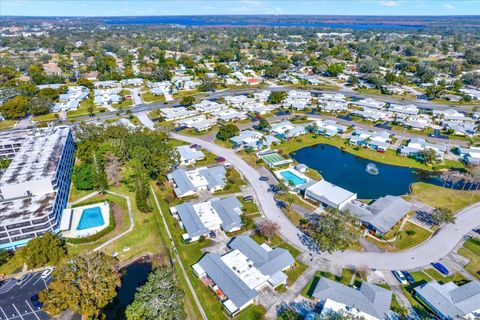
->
[365,163,379,175]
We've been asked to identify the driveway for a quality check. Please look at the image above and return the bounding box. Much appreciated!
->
[172,134,480,271]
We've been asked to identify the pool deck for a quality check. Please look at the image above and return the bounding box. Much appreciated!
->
[274,167,311,188]
[62,202,110,238]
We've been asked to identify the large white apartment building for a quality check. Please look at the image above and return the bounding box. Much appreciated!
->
[0,126,75,249]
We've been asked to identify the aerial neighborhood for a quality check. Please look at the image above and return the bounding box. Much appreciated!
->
[0,8,480,320]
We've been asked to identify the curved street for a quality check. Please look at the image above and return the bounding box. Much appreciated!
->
[172,133,480,271]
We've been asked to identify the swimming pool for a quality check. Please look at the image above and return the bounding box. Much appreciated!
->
[76,207,105,231]
[280,170,306,186]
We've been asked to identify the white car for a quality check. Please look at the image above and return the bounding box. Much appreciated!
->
[392,270,408,285]
[41,267,54,279]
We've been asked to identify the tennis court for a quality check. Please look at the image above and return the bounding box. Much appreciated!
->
[260,152,293,167]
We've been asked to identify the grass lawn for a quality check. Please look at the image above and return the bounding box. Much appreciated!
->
[0,120,16,130]
[32,113,58,123]
[392,221,432,251]
[142,92,166,103]
[115,98,133,109]
[66,186,165,265]
[285,261,308,286]
[458,247,480,280]
[213,168,246,195]
[276,134,458,171]
[68,184,96,203]
[177,127,215,137]
[407,182,480,212]
[423,268,468,285]
[237,150,263,168]
[67,99,102,119]
[237,197,260,216]
[464,238,480,256]
[235,305,267,320]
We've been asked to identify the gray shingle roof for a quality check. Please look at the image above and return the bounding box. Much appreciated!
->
[167,169,195,196]
[176,145,205,162]
[312,278,392,319]
[200,165,226,190]
[175,202,209,238]
[228,236,294,276]
[198,253,258,310]
[415,281,480,319]
[211,196,243,231]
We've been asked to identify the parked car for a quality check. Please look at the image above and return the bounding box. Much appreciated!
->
[16,273,32,286]
[259,176,269,181]
[392,271,408,285]
[208,230,216,239]
[431,262,449,275]
[243,195,253,202]
[41,267,54,279]
[30,295,42,309]
[473,229,480,235]
[215,157,225,163]
[402,271,415,284]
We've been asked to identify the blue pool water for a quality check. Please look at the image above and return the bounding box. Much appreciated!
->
[76,207,105,231]
[281,170,306,186]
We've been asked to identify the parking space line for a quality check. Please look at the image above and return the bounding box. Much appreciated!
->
[24,301,40,320]
[11,304,24,320]
[0,306,7,320]
[19,275,37,289]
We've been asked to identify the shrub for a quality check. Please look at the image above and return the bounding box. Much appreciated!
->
[406,229,416,236]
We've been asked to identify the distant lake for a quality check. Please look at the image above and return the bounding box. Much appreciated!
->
[103,16,424,29]
[291,144,466,199]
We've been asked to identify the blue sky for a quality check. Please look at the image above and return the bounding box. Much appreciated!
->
[1,1,480,16]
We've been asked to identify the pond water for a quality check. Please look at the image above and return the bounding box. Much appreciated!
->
[290,144,468,199]
[104,259,153,320]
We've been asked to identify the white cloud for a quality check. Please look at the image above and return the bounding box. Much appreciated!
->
[379,0,400,6]
[442,3,455,10]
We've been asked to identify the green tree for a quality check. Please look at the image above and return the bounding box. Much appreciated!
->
[300,210,361,253]
[425,84,446,99]
[257,117,271,131]
[418,148,438,165]
[77,77,94,90]
[39,252,121,319]
[198,78,217,92]
[278,307,301,320]
[216,123,239,141]
[72,163,96,190]
[125,267,186,320]
[0,250,13,267]
[214,64,231,76]
[21,233,67,268]
[431,207,455,225]
[326,63,345,77]
[0,96,29,119]
[264,65,282,79]
[267,91,287,104]
[180,95,195,106]
[28,96,52,116]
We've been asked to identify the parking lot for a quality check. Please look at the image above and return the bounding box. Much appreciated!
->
[0,272,52,320]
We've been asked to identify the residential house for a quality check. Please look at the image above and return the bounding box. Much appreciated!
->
[270,121,307,140]
[211,108,248,122]
[160,107,197,121]
[167,165,227,197]
[194,100,228,113]
[313,119,348,137]
[304,180,357,210]
[120,78,143,86]
[312,278,392,320]
[230,130,280,150]
[175,115,217,132]
[192,236,295,314]
[414,280,480,320]
[343,196,411,235]
[399,138,447,160]
[176,145,205,166]
[170,196,243,241]
[389,104,419,116]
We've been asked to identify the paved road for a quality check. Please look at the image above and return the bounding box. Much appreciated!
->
[172,133,480,271]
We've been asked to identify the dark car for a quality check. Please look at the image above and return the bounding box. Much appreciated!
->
[215,157,225,163]
[208,230,216,239]
[431,262,449,275]
[401,271,415,284]
[259,176,269,181]
[30,295,42,309]
[473,229,480,235]
[243,195,253,202]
